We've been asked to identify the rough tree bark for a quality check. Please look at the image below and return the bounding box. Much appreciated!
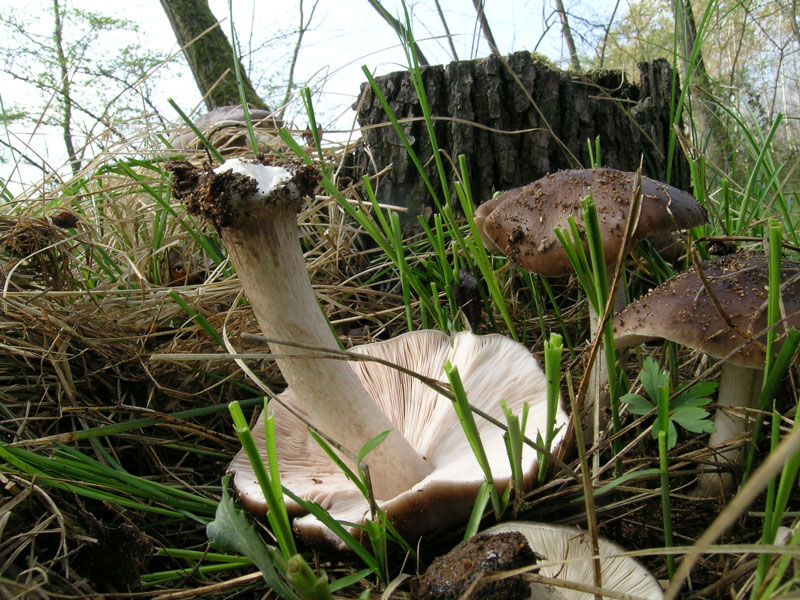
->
[160,0,268,111]
[347,52,691,230]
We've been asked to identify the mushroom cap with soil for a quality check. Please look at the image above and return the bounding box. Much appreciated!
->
[481,522,663,600]
[167,157,568,549]
[613,251,800,494]
[473,168,706,278]
[231,329,568,549]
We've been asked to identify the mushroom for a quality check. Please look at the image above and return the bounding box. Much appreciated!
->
[474,168,706,444]
[473,168,706,281]
[481,522,663,599]
[170,105,282,155]
[232,329,568,548]
[167,157,569,548]
[612,251,800,495]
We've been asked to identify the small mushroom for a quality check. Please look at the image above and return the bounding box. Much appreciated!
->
[167,157,569,548]
[481,522,663,599]
[613,251,800,495]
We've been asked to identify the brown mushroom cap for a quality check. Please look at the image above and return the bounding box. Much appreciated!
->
[229,330,568,550]
[475,168,707,277]
[613,251,800,367]
[170,105,282,153]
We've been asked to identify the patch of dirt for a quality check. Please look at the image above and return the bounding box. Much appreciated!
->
[414,531,535,600]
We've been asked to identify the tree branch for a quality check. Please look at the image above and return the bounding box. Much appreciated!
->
[553,0,581,71]
[52,0,81,174]
[279,0,319,121]
[471,0,500,57]
[365,0,429,66]
[433,0,459,61]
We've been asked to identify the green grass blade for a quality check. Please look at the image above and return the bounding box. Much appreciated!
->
[444,361,502,517]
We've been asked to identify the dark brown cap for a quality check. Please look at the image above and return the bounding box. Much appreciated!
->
[474,168,706,277]
[613,251,800,367]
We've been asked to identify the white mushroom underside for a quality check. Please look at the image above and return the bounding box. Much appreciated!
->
[229,330,568,548]
[482,522,663,600]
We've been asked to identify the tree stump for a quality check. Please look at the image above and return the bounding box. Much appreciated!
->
[346,52,691,230]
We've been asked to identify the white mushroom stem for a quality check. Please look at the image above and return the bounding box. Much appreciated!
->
[218,163,432,500]
[695,362,763,496]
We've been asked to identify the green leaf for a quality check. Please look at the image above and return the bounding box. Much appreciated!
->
[358,430,391,463]
[627,359,715,450]
[673,407,717,434]
[621,393,654,415]
[641,357,668,401]
[672,381,717,408]
[667,420,678,450]
[650,412,678,449]
[206,476,297,599]
[671,394,714,409]
[672,406,712,422]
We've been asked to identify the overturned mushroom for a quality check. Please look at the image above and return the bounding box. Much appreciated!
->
[613,251,800,495]
[481,522,663,599]
[167,157,568,548]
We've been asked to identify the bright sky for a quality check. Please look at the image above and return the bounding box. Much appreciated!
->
[1,0,616,191]
[158,0,588,124]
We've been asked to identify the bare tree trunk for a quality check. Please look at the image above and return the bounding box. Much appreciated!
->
[554,0,582,72]
[52,0,81,175]
[160,0,268,111]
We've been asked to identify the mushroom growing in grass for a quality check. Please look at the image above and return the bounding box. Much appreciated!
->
[481,522,663,600]
[612,251,800,495]
[474,168,706,439]
[232,329,568,548]
[167,156,569,548]
[171,105,282,155]
[473,168,706,285]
